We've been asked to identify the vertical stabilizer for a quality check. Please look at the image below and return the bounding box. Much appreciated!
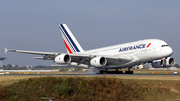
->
[59,24,84,54]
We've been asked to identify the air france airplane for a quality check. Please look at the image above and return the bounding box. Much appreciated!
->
[5,24,175,74]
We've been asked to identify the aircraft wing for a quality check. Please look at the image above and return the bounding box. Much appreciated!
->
[69,54,134,66]
[5,48,57,55]
[5,48,134,66]
[5,48,60,60]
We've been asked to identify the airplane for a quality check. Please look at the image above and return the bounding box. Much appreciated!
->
[5,24,175,74]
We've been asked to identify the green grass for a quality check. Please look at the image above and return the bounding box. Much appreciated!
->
[0,76,180,101]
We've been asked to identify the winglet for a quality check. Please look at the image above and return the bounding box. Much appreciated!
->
[4,47,8,54]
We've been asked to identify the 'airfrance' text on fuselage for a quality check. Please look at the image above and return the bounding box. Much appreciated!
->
[119,43,150,52]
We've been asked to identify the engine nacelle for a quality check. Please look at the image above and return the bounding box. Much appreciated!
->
[55,54,71,64]
[151,57,175,68]
[90,57,107,67]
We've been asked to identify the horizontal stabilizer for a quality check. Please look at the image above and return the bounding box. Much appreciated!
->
[4,47,8,54]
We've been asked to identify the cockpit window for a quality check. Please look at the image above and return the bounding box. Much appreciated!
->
[161,45,169,47]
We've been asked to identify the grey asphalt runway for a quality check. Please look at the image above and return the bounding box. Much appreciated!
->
[1,73,180,77]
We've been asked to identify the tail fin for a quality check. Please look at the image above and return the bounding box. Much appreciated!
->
[59,24,84,54]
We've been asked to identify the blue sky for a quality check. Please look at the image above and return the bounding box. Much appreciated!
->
[0,1,180,66]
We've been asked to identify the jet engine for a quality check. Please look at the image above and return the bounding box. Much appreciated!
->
[55,54,71,64]
[151,57,175,68]
[90,56,107,67]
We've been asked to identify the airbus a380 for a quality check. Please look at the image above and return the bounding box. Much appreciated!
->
[5,24,175,74]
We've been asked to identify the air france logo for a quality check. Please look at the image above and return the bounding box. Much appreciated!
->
[119,43,151,52]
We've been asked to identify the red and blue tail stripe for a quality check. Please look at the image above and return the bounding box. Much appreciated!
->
[59,24,84,54]
[63,39,73,54]
[60,27,76,53]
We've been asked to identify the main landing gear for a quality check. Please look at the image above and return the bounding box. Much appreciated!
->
[125,68,134,74]
[100,67,133,74]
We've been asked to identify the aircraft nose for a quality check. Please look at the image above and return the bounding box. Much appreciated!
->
[167,47,173,56]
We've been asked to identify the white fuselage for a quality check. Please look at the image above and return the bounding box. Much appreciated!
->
[74,39,173,68]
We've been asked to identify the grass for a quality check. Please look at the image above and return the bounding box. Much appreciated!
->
[0,76,180,101]
[0,76,40,86]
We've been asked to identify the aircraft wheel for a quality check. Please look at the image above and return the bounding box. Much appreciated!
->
[130,71,134,74]
[115,70,118,74]
[100,70,103,74]
[119,71,123,74]
[125,71,133,74]
[125,71,128,74]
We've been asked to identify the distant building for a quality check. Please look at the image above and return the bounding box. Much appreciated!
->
[27,65,33,68]
[0,57,7,68]
[12,65,16,67]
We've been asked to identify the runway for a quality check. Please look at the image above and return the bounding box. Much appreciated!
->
[1,73,180,77]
